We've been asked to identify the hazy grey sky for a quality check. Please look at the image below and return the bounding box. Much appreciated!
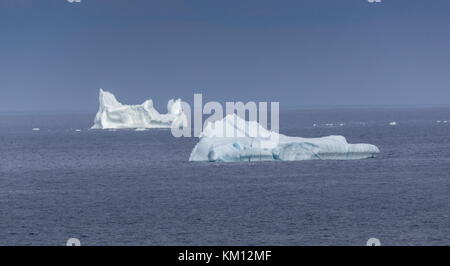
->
[1,0,449,112]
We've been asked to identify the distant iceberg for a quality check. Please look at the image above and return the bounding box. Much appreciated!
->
[189,114,380,162]
[92,89,188,129]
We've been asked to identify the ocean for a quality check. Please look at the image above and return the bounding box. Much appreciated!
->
[1,107,449,246]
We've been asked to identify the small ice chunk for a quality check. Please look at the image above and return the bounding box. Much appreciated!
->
[389,121,397,126]
[32,128,40,131]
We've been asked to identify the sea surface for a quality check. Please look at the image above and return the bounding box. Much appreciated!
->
[0,107,449,246]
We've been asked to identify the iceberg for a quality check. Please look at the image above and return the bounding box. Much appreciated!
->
[189,114,380,162]
[92,89,188,129]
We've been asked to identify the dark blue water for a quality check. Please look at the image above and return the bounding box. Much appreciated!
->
[1,108,449,246]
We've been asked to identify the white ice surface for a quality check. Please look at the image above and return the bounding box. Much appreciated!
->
[389,121,397,126]
[189,114,380,162]
[92,89,188,129]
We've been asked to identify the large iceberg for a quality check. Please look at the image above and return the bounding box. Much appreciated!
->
[189,114,380,162]
[92,89,188,129]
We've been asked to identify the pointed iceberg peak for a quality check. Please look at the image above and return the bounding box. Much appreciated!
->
[98,89,122,109]
[200,113,273,139]
[92,89,187,129]
[167,98,183,115]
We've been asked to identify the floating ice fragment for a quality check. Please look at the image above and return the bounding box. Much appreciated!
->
[92,89,188,129]
[189,114,380,162]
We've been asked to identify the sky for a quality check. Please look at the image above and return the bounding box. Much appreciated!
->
[1,0,450,112]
